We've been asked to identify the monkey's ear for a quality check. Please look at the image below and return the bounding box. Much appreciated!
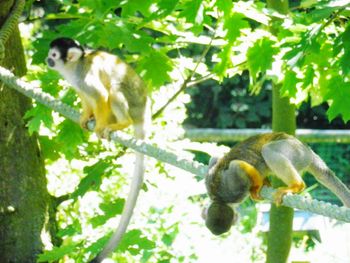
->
[208,157,219,169]
[67,47,83,62]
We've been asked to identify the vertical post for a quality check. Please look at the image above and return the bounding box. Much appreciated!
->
[265,1,296,263]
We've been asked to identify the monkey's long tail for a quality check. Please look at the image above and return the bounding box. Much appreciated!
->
[90,124,145,262]
[307,150,350,208]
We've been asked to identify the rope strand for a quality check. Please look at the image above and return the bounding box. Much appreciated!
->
[0,65,350,222]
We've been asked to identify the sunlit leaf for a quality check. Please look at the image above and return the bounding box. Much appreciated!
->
[90,199,125,228]
[281,70,299,98]
[79,0,119,14]
[38,136,60,161]
[24,105,53,134]
[216,0,233,17]
[224,13,249,42]
[148,0,179,20]
[340,51,350,75]
[57,220,82,237]
[325,77,350,122]
[214,13,249,78]
[161,224,179,246]
[247,37,278,80]
[56,120,85,160]
[118,229,156,254]
[37,243,80,262]
[71,160,113,199]
[138,51,173,88]
[86,234,111,255]
[121,0,153,17]
[302,66,314,89]
[179,0,204,25]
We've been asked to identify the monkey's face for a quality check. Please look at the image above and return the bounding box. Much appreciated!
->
[46,37,84,72]
[46,47,65,70]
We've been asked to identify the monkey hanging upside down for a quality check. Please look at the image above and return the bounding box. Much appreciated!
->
[204,132,350,235]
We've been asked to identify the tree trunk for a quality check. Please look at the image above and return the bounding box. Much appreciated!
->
[0,1,49,262]
[265,1,296,263]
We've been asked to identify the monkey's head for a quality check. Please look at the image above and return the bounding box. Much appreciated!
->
[203,201,236,235]
[206,157,251,204]
[46,37,84,71]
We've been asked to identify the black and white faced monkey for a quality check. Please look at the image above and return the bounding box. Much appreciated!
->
[46,37,148,262]
[204,132,350,235]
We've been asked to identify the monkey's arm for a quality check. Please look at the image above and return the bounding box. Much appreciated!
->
[82,69,115,137]
[76,92,94,129]
[234,160,265,200]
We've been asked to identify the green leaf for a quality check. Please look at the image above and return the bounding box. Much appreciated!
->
[307,7,335,23]
[56,120,85,159]
[24,105,53,134]
[213,44,232,78]
[340,51,350,75]
[216,0,233,17]
[57,220,82,238]
[148,0,179,20]
[118,229,156,254]
[88,230,155,258]
[86,234,111,255]
[57,19,92,41]
[224,13,249,42]
[325,77,350,122]
[71,160,112,199]
[38,136,60,161]
[32,33,59,65]
[90,199,125,228]
[179,0,204,25]
[342,24,350,50]
[122,27,153,53]
[138,51,172,88]
[80,0,119,14]
[302,66,314,89]
[161,224,179,246]
[121,0,153,17]
[37,243,80,262]
[247,37,278,80]
[280,70,299,98]
[214,13,249,78]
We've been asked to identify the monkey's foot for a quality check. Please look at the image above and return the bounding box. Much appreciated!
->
[274,182,305,206]
[94,127,111,139]
[273,190,288,206]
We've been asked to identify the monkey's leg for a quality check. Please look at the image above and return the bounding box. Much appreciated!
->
[78,93,94,129]
[104,91,134,132]
[104,122,133,132]
[236,161,264,200]
[262,145,306,205]
[93,98,115,137]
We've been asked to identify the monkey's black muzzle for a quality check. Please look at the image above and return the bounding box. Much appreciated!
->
[46,58,55,67]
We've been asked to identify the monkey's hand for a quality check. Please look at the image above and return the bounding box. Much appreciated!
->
[80,114,94,129]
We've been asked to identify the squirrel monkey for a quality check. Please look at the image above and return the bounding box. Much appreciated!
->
[46,37,148,262]
[204,132,350,235]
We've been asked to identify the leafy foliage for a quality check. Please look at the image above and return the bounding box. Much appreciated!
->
[20,0,350,262]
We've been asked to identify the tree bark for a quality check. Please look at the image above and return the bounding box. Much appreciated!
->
[0,1,49,262]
